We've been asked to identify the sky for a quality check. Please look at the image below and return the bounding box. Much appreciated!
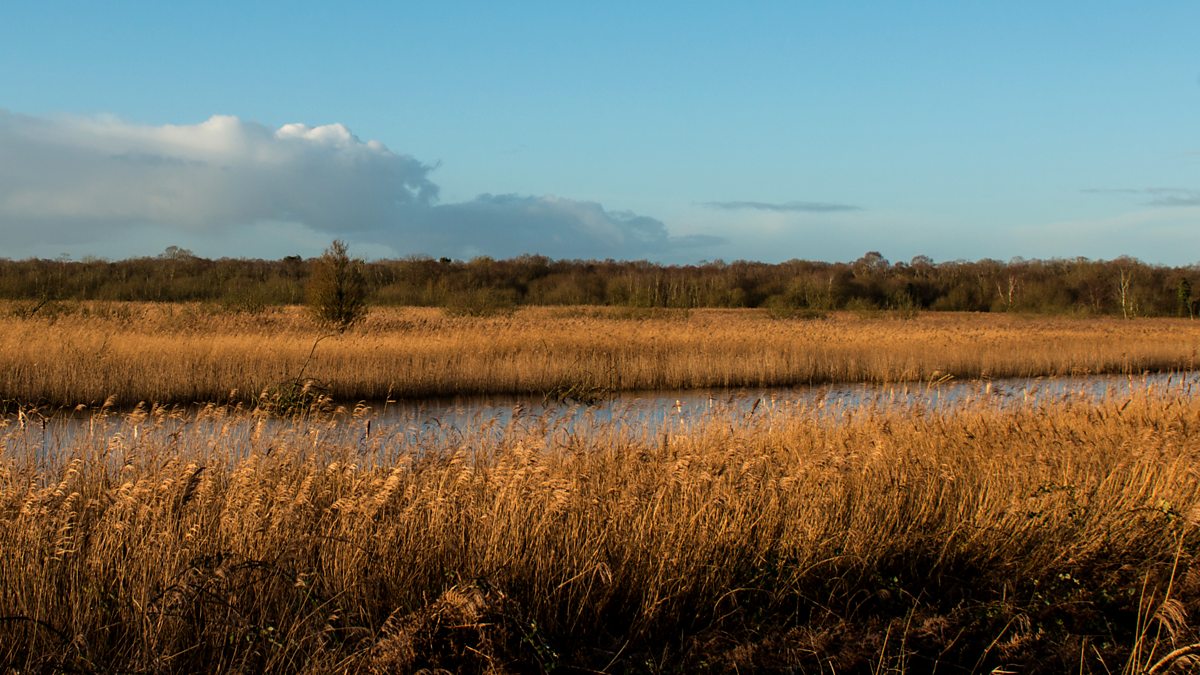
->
[1,2,1199,265]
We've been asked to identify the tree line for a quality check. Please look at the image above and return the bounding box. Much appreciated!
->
[2,247,1198,317]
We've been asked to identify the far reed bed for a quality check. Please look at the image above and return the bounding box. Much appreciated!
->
[3,302,1200,406]
[2,390,1200,672]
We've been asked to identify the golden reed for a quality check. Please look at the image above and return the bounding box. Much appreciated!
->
[2,388,1199,671]
[2,302,1200,406]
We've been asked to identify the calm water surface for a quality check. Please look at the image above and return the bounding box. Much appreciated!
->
[6,371,1199,463]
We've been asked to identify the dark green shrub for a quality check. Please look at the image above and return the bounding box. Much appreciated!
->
[306,240,368,331]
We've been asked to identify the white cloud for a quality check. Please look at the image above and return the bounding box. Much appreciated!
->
[0,110,713,260]
[702,200,861,213]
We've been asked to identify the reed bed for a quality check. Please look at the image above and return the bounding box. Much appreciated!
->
[2,391,1200,672]
[3,302,1200,407]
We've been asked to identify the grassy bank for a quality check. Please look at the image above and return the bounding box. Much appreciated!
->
[3,302,1200,407]
[2,391,1200,672]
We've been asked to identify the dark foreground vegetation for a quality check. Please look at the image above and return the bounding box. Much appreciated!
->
[3,392,1200,673]
[3,248,1199,316]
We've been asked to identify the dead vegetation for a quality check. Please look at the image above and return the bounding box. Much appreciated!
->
[3,388,1200,672]
[2,302,1200,408]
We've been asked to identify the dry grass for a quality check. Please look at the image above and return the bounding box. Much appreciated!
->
[3,302,1200,407]
[3,390,1200,672]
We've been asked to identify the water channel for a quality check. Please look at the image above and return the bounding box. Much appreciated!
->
[5,371,1199,464]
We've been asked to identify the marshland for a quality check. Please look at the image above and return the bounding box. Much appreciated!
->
[3,295,1200,673]
[4,302,1200,408]
[4,381,1200,673]
[10,4,1200,670]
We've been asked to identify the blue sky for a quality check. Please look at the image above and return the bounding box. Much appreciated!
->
[2,2,1199,264]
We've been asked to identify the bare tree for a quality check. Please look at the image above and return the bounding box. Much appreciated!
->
[1117,267,1134,319]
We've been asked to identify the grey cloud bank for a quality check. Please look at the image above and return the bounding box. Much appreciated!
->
[1082,187,1200,208]
[406,195,722,260]
[0,110,716,260]
[1144,191,1200,208]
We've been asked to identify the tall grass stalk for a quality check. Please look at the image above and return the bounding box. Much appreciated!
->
[2,390,1200,671]
[3,302,1200,407]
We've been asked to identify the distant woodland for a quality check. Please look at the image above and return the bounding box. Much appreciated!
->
[2,248,1199,317]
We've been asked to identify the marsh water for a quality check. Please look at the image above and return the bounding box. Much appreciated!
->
[6,370,1200,463]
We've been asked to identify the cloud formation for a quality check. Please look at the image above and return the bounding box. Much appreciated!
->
[404,195,721,260]
[701,200,861,213]
[1143,190,1200,208]
[0,110,712,259]
[1082,187,1200,207]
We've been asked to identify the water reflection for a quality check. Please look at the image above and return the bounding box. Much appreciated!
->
[5,371,1199,463]
[364,370,1200,435]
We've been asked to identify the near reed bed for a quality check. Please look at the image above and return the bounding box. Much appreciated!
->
[3,391,1200,672]
[3,302,1200,407]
